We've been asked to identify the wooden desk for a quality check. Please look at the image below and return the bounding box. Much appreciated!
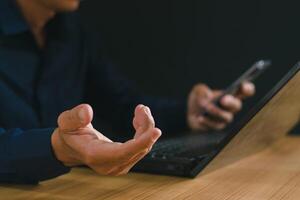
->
[1,135,300,200]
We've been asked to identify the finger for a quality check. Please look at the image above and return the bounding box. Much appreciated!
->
[219,95,242,113]
[195,88,220,112]
[205,103,234,123]
[121,128,161,159]
[188,115,209,132]
[194,84,214,99]
[58,104,93,132]
[123,150,149,171]
[236,82,255,99]
[198,116,227,130]
[107,151,147,176]
[212,90,223,99]
[133,105,155,139]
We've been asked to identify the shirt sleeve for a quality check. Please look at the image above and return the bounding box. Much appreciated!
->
[0,128,70,184]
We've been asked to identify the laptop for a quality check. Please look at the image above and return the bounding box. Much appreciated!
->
[132,62,300,178]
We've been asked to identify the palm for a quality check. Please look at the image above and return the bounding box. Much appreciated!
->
[53,104,161,176]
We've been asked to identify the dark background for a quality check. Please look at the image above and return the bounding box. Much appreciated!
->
[79,0,300,128]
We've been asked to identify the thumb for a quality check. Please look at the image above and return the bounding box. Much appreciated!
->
[133,105,155,139]
[192,84,213,100]
[57,104,93,132]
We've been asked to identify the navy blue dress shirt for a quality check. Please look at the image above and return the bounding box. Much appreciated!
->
[0,0,187,184]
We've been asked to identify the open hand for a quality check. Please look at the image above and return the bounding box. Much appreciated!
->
[51,104,161,176]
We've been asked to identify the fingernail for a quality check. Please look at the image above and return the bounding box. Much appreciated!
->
[247,83,255,91]
[143,106,151,115]
[78,108,86,122]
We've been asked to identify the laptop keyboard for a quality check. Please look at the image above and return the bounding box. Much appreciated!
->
[146,133,224,162]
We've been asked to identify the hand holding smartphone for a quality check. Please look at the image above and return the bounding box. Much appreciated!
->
[203,60,272,120]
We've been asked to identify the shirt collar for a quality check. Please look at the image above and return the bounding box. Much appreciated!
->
[0,0,29,35]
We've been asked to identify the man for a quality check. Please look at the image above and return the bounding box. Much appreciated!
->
[0,0,254,184]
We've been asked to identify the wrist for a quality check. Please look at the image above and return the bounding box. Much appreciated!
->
[51,129,82,167]
[51,129,67,164]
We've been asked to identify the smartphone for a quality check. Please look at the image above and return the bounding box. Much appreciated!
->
[203,59,272,120]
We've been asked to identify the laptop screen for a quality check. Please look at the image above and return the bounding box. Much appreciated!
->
[212,62,300,164]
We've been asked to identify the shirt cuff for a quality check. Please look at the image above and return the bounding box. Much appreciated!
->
[10,128,70,184]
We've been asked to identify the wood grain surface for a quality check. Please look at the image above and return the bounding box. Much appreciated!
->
[1,136,300,200]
